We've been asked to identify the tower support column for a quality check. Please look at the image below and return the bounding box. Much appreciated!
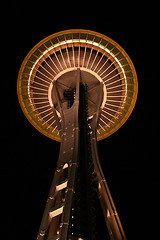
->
[37,69,80,240]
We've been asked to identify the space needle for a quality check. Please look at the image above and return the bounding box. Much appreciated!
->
[17,29,138,240]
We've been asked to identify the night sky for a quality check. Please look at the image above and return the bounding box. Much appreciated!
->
[4,1,158,240]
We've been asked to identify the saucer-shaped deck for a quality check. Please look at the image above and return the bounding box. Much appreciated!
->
[17,29,138,141]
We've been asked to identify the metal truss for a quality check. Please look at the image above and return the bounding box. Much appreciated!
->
[36,68,126,240]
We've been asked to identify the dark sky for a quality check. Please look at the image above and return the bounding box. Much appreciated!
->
[3,1,158,240]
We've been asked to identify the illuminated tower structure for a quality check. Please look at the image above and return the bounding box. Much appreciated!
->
[17,30,138,240]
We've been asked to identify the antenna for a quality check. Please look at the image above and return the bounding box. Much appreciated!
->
[17,29,138,240]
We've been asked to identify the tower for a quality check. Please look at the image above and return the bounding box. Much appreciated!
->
[17,29,138,240]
